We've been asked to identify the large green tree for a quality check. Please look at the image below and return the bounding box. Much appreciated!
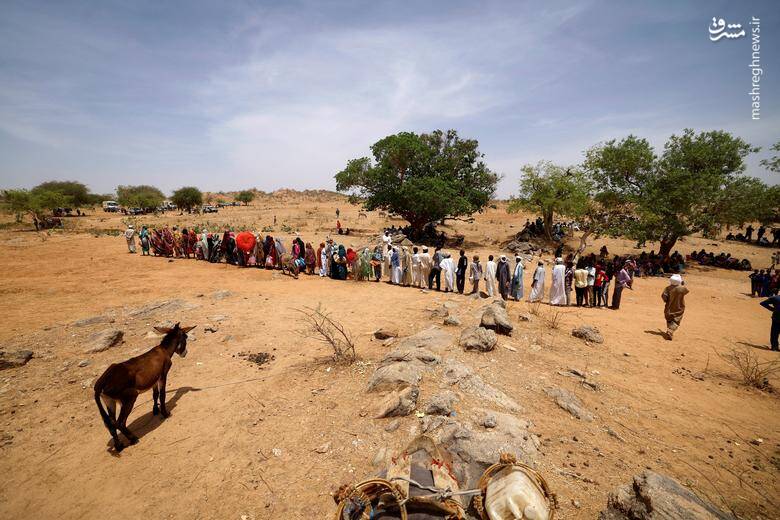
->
[116,185,165,209]
[235,190,255,206]
[507,161,591,241]
[31,181,91,207]
[335,129,498,236]
[171,186,203,212]
[584,129,762,256]
[760,141,780,173]
[1,188,68,226]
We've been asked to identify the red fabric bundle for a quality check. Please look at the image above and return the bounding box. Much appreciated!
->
[235,231,256,253]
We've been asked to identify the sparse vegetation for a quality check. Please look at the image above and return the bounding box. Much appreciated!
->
[295,304,356,365]
[718,346,780,390]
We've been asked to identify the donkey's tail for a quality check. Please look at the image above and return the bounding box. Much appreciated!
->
[93,372,117,432]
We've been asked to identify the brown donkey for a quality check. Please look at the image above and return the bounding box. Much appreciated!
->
[94,323,195,452]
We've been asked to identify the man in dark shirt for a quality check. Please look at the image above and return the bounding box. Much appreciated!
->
[760,295,780,351]
[456,250,468,294]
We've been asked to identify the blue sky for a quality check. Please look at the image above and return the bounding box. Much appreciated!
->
[0,0,777,197]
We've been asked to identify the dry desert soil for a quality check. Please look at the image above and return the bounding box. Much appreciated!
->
[0,192,778,519]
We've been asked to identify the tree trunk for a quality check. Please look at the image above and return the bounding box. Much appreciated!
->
[544,210,554,242]
[658,236,678,258]
[572,229,593,264]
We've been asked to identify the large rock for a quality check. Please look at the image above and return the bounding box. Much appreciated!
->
[0,350,33,370]
[72,314,115,327]
[460,326,498,352]
[84,329,124,353]
[600,471,731,519]
[424,391,459,416]
[368,346,440,393]
[443,360,521,412]
[480,303,513,335]
[394,326,453,353]
[572,325,604,344]
[376,386,419,418]
[433,410,539,488]
[544,386,594,421]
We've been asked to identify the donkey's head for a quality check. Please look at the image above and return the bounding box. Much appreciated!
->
[153,323,196,357]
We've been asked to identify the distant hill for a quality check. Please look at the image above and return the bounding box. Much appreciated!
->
[202,188,347,204]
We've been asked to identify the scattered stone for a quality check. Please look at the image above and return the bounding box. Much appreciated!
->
[600,471,731,519]
[480,303,513,335]
[503,345,517,352]
[460,326,497,352]
[72,314,115,327]
[376,386,419,418]
[545,387,594,421]
[84,329,124,353]
[517,313,531,322]
[0,350,33,370]
[374,328,399,340]
[212,290,233,300]
[751,438,763,446]
[210,315,229,322]
[443,360,521,412]
[271,448,282,457]
[443,315,461,326]
[384,419,401,432]
[605,426,626,442]
[480,412,497,429]
[572,325,604,344]
[372,447,387,466]
[77,359,90,368]
[424,391,459,416]
[314,442,331,454]
[204,324,219,333]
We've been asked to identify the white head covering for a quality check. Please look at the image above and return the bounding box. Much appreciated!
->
[555,257,563,263]
[670,274,682,286]
[128,224,134,229]
[500,255,507,262]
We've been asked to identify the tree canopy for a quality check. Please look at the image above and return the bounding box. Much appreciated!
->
[584,129,764,256]
[171,186,203,211]
[760,141,780,173]
[507,161,591,241]
[235,190,255,205]
[116,185,165,209]
[1,188,68,222]
[31,181,92,207]
[335,129,498,235]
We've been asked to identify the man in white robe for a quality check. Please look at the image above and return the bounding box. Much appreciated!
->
[124,224,136,253]
[549,257,567,305]
[529,261,546,302]
[411,247,421,287]
[441,253,455,292]
[419,247,432,287]
[485,255,497,297]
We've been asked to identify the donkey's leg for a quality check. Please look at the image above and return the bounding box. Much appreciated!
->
[152,384,160,416]
[116,393,139,444]
[102,396,123,451]
[159,371,171,418]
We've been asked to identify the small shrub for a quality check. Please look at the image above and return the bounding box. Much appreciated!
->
[545,309,563,329]
[718,347,780,390]
[295,304,356,365]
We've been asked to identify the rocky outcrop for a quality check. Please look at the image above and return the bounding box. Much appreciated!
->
[375,387,419,418]
[443,360,521,412]
[424,391,459,416]
[84,329,124,354]
[460,326,498,352]
[480,302,513,335]
[600,471,731,519]
[368,345,441,392]
[0,350,33,370]
[544,386,594,421]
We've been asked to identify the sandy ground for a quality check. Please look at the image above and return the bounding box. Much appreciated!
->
[0,195,778,519]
